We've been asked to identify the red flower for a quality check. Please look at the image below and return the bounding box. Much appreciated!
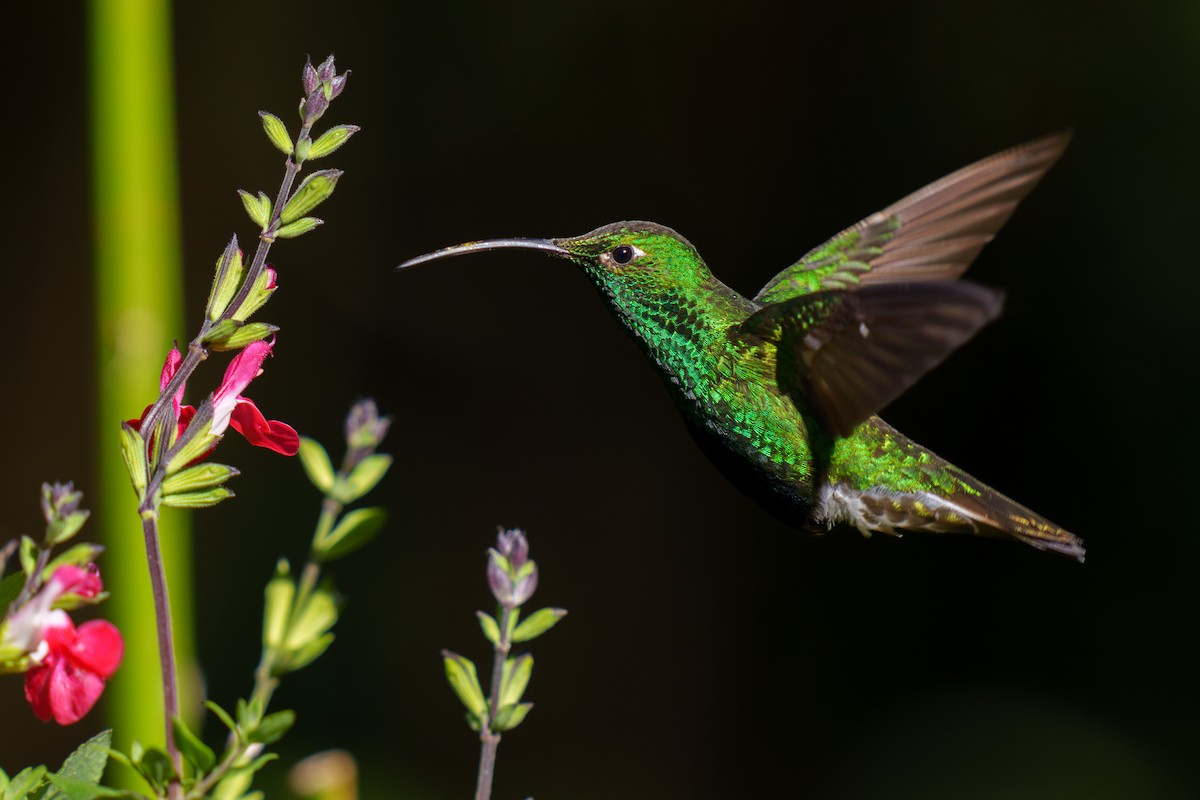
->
[131,341,298,457]
[24,613,124,725]
[209,340,299,455]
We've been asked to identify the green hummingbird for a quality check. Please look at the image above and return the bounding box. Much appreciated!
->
[399,133,1084,561]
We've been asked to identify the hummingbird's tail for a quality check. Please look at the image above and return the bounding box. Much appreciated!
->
[818,418,1085,561]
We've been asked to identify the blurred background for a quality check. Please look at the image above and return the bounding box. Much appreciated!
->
[2,1,1197,798]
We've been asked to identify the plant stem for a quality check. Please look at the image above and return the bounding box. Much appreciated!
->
[475,606,512,800]
[141,510,183,799]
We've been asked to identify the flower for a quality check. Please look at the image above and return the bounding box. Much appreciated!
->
[130,341,299,457]
[3,565,105,653]
[24,613,123,725]
[209,339,299,455]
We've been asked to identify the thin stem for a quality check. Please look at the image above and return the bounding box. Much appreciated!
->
[141,510,183,799]
[0,538,15,580]
[11,543,54,610]
[475,606,512,800]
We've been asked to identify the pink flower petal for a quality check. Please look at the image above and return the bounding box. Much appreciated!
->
[160,346,185,417]
[70,620,125,677]
[51,564,103,599]
[230,398,300,456]
[211,341,273,435]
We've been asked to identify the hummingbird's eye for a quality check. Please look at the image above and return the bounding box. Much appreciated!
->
[611,244,636,265]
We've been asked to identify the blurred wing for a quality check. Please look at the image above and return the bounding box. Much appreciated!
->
[754,133,1070,304]
[740,281,1004,438]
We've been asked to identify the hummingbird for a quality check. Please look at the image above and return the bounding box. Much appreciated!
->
[399,133,1084,561]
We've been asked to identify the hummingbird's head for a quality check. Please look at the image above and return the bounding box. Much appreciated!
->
[397,220,715,304]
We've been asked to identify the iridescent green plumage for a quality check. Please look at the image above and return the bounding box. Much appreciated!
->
[399,133,1084,561]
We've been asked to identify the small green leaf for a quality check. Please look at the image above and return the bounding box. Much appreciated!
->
[172,716,216,774]
[44,775,127,800]
[163,421,217,474]
[206,237,245,322]
[294,136,311,163]
[199,319,240,346]
[161,463,239,496]
[205,701,239,738]
[229,264,277,322]
[160,486,234,509]
[511,607,568,643]
[492,702,533,732]
[314,507,386,562]
[238,190,270,230]
[280,170,341,224]
[259,111,293,156]
[274,216,322,239]
[334,454,392,503]
[248,710,295,745]
[442,650,487,719]
[19,536,37,579]
[500,654,533,708]
[209,322,279,352]
[0,768,8,793]
[279,631,334,672]
[297,437,335,493]
[262,560,294,650]
[307,125,360,159]
[284,588,337,650]
[2,765,46,800]
[118,424,148,497]
[477,611,500,647]
[137,748,175,792]
[0,573,23,616]
[46,511,90,547]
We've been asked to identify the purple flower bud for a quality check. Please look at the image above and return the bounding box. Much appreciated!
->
[303,91,330,124]
[487,549,512,605]
[41,482,82,524]
[345,399,391,451]
[329,72,349,100]
[317,54,337,84]
[302,59,319,96]
[510,569,538,607]
[496,529,529,568]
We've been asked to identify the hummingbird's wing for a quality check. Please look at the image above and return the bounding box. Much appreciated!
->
[739,281,1002,438]
[753,133,1070,305]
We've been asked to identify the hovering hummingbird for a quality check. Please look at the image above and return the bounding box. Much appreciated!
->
[399,133,1084,561]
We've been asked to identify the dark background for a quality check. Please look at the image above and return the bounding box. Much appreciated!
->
[3,1,1197,798]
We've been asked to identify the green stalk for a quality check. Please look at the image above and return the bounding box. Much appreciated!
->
[88,0,197,767]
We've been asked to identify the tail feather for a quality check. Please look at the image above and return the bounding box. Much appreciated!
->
[821,419,1085,561]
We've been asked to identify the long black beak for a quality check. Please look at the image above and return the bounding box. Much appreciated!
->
[396,238,570,271]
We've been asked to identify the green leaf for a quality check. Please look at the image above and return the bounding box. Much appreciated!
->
[51,731,113,793]
[42,543,104,577]
[137,749,175,792]
[500,654,533,708]
[46,511,90,547]
[0,767,8,793]
[334,454,392,503]
[2,766,46,800]
[259,111,293,156]
[279,631,334,673]
[511,607,568,643]
[20,536,37,579]
[237,190,270,231]
[118,424,148,497]
[492,702,533,732]
[209,322,279,352]
[274,216,322,239]
[172,716,216,774]
[283,588,337,650]
[262,560,294,650]
[248,710,295,745]
[297,437,335,493]
[314,507,386,562]
[0,572,23,616]
[161,463,239,496]
[206,238,245,321]
[307,125,359,159]
[43,776,127,800]
[204,701,239,738]
[279,170,341,224]
[476,611,500,647]
[160,486,235,509]
[442,650,487,719]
